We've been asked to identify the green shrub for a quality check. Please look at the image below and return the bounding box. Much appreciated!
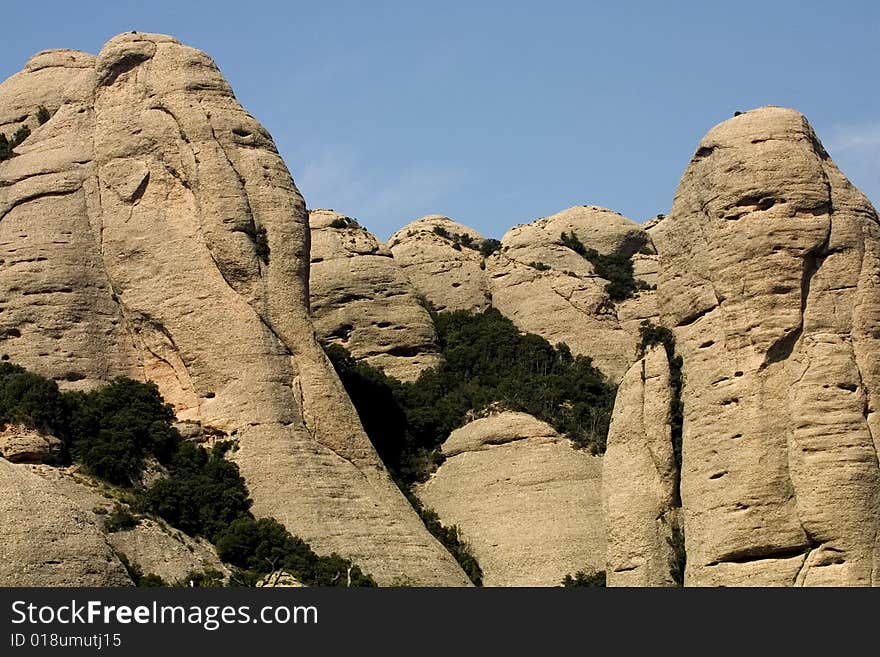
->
[0,361,375,587]
[0,361,67,432]
[11,124,30,148]
[668,523,686,586]
[432,226,451,239]
[0,133,10,161]
[172,569,226,588]
[138,441,252,541]
[254,226,270,263]
[215,517,375,586]
[561,570,606,587]
[527,261,551,271]
[36,106,51,125]
[103,504,140,532]
[65,378,180,485]
[636,319,675,358]
[637,320,683,476]
[137,573,166,587]
[479,238,502,257]
[327,308,615,480]
[560,231,645,301]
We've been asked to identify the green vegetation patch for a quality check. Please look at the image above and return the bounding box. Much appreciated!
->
[325,308,616,581]
[327,308,615,483]
[636,320,687,585]
[0,108,43,162]
[559,231,650,301]
[561,570,606,587]
[0,361,375,587]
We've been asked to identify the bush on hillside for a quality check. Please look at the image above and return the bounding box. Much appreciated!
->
[560,231,649,301]
[0,360,376,586]
[561,570,606,587]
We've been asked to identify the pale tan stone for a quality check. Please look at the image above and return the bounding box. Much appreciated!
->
[603,346,678,586]
[0,49,95,138]
[415,412,605,586]
[0,425,62,463]
[389,215,492,312]
[0,459,132,586]
[256,571,305,587]
[309,209,440,381]
[652,106,880,586]
[0,32,471,587]
[26,464,228,585]
[488,206,655,382]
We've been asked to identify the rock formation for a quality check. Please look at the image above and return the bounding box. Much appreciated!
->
[487,206,657,382]
[390,207,658,382]
[415,412,605,586]
[607,106,880,586]
[4,31,878,590]
[0,459,132,586]
[309,209,440,381]
[603,346,679,586]
[0,459,229,585]
[389,215,492,312]
[0,425,62,463]
[0,32,470,586]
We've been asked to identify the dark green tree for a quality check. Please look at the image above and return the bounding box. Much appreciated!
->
[36,106,51,125]
[561,570,606,587]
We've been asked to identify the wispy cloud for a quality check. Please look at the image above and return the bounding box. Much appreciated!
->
[822,121,880,208]
[826,122,880,153]
[293,148,468,240]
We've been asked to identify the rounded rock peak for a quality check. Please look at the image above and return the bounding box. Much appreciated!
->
[103,31,181,48]
[389,215,485,245]
[24,49,96,72]
[502,205,646,256]
[308,208,362,230]
[698,106,821,153]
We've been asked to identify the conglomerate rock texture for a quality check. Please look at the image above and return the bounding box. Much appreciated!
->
[603,346,679,586]
[0,32,470,586]
[390,207,658,382]
[0,458,133,586]
[415,412,606,586]
[389,215,492,312]
[609,106,880,586]
[308,209,440,381]
[487,206,657,382]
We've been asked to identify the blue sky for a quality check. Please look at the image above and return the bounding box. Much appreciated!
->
[2,1,878,239]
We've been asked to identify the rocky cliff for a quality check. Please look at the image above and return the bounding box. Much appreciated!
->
[0,32,470,586]
[309,209,440,381]
[488,206,657,382]
[2,32,878,588]
[415,412,605,586]
[605,106,880,586]
[391,207,658,382]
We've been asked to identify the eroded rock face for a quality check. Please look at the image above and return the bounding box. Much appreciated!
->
[309,209,440,381]
[603,346,679,586]
[415,412,605,586]
[0,49,95,138]
[29,463,228,584]
[0,425,62,463]
[0,459,132,586]
[487,206,656,382]
[389,215,492,312]
[0,32,470,586]
[652,106,880,586]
